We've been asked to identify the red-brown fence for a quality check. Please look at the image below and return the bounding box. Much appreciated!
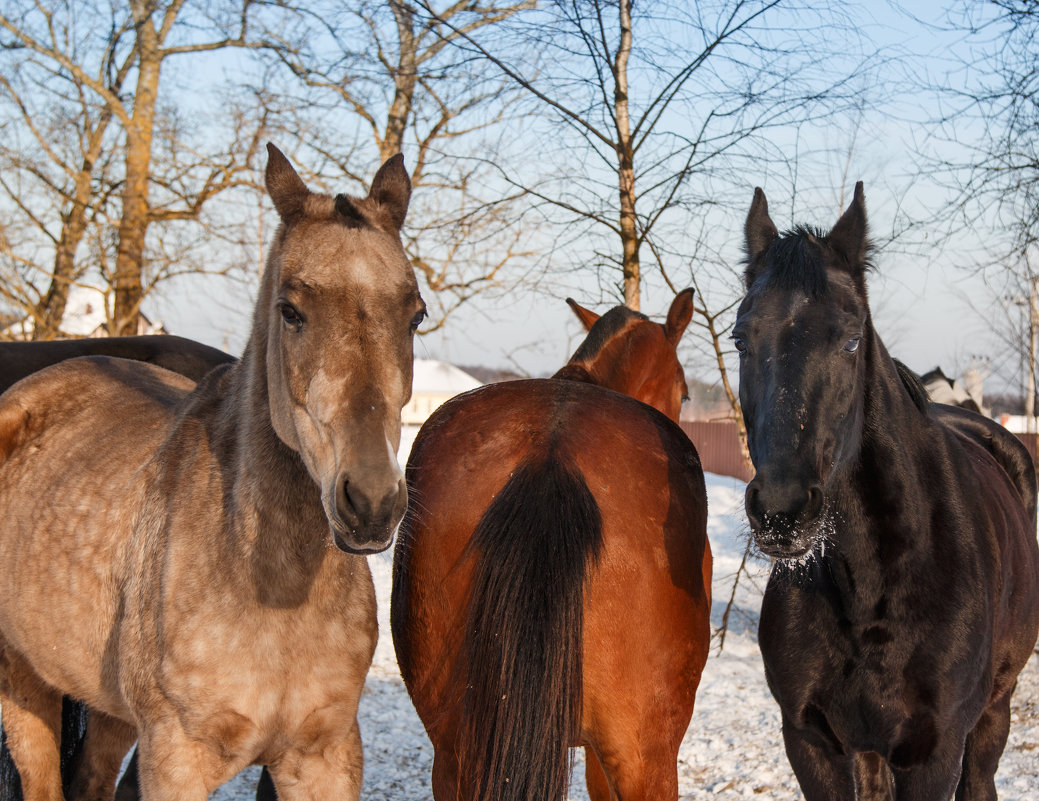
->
[680,419,754,483]
[1015,433,1039,465]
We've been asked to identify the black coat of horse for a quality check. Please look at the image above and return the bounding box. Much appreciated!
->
[0,335,233,393]
[733,183,1039,800]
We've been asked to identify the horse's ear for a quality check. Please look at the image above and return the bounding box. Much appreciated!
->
[828,181,868,272]
[368,153,411,232]
[664,288,695,346]
[566,298,600,331]
[744,187,778,286]
[265,143,310,223]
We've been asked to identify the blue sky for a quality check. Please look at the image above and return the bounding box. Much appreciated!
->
[145,0,1030,397]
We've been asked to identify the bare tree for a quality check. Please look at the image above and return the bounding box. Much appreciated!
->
[420,0,875,311]
[256,0,536,330]
[0,0,267,337]
[932,1,1037,266]
[0,3,134,338]
[918,1,1038,411]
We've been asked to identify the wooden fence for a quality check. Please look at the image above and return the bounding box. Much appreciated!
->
[680,420,754,483]
[1014,433,1039,465]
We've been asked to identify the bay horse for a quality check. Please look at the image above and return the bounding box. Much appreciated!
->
[0,143,425,801]
[734,182,1039,800]
[391,290,713,801]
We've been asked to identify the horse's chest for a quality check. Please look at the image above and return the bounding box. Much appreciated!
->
[761,586,985,764]
[133,558,377,753]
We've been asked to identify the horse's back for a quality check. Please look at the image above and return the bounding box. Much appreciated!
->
[932,402,1038,527]
[0,335,233,395]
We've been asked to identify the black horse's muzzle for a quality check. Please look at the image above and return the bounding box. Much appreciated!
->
[745,476,824,558]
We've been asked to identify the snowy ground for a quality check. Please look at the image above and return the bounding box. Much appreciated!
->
[213,426,1039,800]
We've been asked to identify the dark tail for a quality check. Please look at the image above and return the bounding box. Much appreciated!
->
[0,697,88,801]
[458,456,603,801]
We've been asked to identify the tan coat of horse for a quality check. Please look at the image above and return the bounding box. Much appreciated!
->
[0,144,424,801]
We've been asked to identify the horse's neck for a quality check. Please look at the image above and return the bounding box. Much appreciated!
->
[822,333,945,610]
[222,337,332,580]
[564,348,645,396]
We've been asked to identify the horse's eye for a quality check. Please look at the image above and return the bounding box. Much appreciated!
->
[410,307,427,333]
[732,335,747,355]
[280,303,303,333]
[843,337,861,354]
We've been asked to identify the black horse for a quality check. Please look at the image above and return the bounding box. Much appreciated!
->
[733,183,1039,800]
[0,336,276,801]
[0,334,232,392]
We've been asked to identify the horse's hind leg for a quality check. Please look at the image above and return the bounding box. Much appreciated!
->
[954,690,1013,801]
[583,727,681,801]
[0,647,64,801]
[429,745,461,801]
[583,747,612,801]
[65,711,135,801]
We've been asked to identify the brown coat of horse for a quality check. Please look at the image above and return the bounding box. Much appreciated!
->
[0,144,424,801]
[392,291,712,801]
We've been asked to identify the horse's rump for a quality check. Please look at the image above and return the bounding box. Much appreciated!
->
[393,378,711,801]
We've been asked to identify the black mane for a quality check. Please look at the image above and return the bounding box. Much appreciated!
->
[569,306,647,364]
[894,359,931,414]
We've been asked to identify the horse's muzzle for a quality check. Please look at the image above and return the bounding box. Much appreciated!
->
[329,474,407,554]
[745,477,824,558]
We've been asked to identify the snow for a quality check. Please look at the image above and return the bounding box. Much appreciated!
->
[212,424,1039,800]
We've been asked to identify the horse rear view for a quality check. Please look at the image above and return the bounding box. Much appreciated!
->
[0,144,424,801]
[392,290,712,801]
[733,183,1039,800]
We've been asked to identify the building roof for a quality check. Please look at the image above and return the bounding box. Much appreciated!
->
[412,359,482,395]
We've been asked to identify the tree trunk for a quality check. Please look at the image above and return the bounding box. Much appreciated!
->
[382,1,418,162]
[113,4,161,336]
[614,0,638,310]
[34,117,113,339]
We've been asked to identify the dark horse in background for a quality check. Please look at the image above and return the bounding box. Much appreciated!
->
[0,335,233,393]
[733,182,1039,800]
[392,291,712,801]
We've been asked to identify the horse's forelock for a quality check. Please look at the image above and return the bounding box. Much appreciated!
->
[755,225,874,299]
[752,227,830,298]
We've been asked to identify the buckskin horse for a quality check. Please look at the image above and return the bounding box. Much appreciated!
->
[733,182,1039,800]
[0,335,237,801]
[391,290,712,801]
[0,143,424,801]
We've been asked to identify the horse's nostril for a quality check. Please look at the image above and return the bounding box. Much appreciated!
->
[805,485,823,520]
[745,483,763,526]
